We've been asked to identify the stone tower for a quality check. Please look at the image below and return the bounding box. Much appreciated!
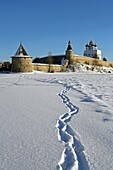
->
[11,43,33,72]
[66,40,74,64]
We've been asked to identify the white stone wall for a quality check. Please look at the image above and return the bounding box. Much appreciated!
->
[83,49,101,60]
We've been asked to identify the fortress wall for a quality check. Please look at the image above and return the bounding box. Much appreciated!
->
[33,63,63,72]
[73,56,113,67]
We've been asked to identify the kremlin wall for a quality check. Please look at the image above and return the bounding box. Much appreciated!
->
[0,41,113,73]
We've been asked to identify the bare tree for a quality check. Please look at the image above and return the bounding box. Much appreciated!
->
[46,51,53,72]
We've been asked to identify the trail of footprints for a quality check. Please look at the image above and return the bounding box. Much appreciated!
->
[23,76,89,169]
[56,86,85,170]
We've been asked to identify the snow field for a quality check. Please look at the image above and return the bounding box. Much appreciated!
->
[0,72,113,170]
[0,74,65,170]
[59,74,113,170]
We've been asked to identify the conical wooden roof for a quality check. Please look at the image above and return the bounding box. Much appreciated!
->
[15,42,28,56]
[66,40,73,51]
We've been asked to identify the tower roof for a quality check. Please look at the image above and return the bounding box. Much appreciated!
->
[85,40,97,48]
[89,40,97,47]
[11,42,32,58]
[89,40,93,45]
[66,40,73,51]
[15,42,28,56]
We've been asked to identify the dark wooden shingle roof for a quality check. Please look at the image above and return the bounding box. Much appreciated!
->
[15,42,28,56]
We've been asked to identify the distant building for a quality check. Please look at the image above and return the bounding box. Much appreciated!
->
[11,43,33,72]
[83,40,101,60]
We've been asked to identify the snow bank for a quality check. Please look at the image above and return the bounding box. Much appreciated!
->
[67,63,113,73]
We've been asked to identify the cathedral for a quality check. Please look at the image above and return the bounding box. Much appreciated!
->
[83,40,101,60]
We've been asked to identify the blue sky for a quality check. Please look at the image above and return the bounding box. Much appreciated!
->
[0,0,113,62]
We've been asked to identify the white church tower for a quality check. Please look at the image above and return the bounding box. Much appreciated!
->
[83,40,101,60]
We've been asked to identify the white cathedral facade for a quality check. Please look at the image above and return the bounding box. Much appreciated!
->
[83,40,101,60]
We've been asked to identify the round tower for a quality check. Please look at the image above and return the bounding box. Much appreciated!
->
[66,40,74,64]
[11,43,33,72]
